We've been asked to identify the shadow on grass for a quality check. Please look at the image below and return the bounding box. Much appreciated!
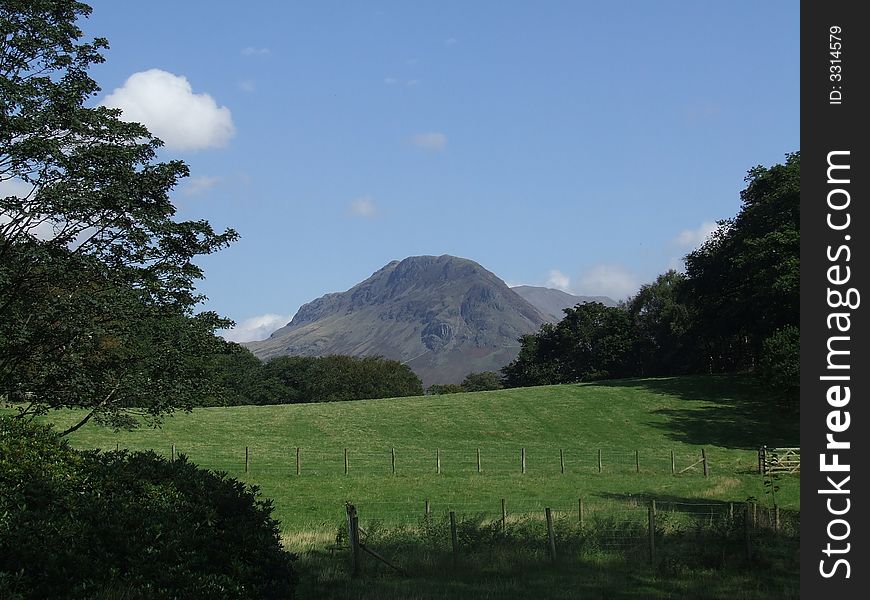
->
[590,375,799,450]
[295,543,798,600]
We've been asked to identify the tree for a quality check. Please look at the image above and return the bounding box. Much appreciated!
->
[501,331,562,388]
[256,355,423,404]
[204,342,270,406]
[502,303,637,386]
[627,270,696,375]
[546,302,637,381]
[1,0,238,431]
[460,371,503,392]
[684,153,799,371]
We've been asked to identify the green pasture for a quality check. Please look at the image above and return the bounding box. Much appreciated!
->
[46,375,799,533]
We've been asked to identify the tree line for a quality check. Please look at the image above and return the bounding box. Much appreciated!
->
[208,349,423,405]
[501,152,799,409]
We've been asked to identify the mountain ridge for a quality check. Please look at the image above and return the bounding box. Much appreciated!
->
[246,255,549,386]
[511,285,617,322]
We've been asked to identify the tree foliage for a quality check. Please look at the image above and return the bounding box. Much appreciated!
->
[684,152,799,371]
[502,303,636,386]
[460,371,504,392]
[626,270,696,375]
[207,353,424,405]
[503,153,799,391]
[426,383,465,395]
[0,416,297,599]
[757,325,799,410]
[1,0,237,430]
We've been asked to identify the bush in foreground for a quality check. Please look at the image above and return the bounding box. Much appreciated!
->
[0,417,296,599]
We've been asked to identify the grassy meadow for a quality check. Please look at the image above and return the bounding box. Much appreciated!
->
[48,375,799,531]
[38,374,801,599]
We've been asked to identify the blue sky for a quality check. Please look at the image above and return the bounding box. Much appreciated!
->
[81,1,799,342]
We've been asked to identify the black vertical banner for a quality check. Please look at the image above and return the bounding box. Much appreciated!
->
[801,2,869,597]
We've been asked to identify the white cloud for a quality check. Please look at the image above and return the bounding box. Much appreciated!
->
[182,175,222,197]
[412,132,446,151]
[674,221,718,249]
[241,47,270,56]
[238,80,256,93]
[545,269,571,292]
[405,79,420,87]
[577,264,641,300]
[101,69,235,151]
[444,37,458,46]
[348,196,378,218]
[384,77,397,85]
[222,313,291,343]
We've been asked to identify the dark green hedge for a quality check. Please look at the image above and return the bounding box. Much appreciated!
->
[0,417,296,599]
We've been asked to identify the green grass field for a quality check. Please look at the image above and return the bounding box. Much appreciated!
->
[49,375,799,534]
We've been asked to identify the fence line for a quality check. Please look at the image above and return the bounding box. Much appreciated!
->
[342,499,798,575]
[117,443,723,478]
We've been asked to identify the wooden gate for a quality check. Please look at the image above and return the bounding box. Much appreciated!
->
[759,446,800,474]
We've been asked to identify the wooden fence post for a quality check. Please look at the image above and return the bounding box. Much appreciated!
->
[391,447,396,475]
[346,504,361,577]
[546,508,557,564]
[745,502,753,561]
[648,499,656,566]
[425,499,430,517]
[436,448,441,475]
[729,502,734,521]
[296,447,300,476]
[450,511,459,569]
[171,444,176,462]
[774,505,780,533]
[598,449,602,473]
[579,498,585,529]
[670,450,675,475]
[344,448,348,475]
[560,448,565,474]
[635,450,640,473]
[501,499,507,533]
[477,448,481,474]
[701,448,708,477]
[521,448,526,474]
[245,446,249,473]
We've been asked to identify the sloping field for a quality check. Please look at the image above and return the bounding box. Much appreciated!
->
[51,375,799,531]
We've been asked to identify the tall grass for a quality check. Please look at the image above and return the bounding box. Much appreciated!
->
[290,509,798,599]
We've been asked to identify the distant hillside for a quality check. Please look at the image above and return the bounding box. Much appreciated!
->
[245,255,549,386]
[511,285,617,322]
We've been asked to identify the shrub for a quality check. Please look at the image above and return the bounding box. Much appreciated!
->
[0,417,296,599]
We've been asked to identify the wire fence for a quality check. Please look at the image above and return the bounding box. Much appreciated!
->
[336,499,799,576]
[96,442,723,478]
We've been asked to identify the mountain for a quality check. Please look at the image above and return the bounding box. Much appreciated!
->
[511,285,617,322]
[245,256,550,386]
